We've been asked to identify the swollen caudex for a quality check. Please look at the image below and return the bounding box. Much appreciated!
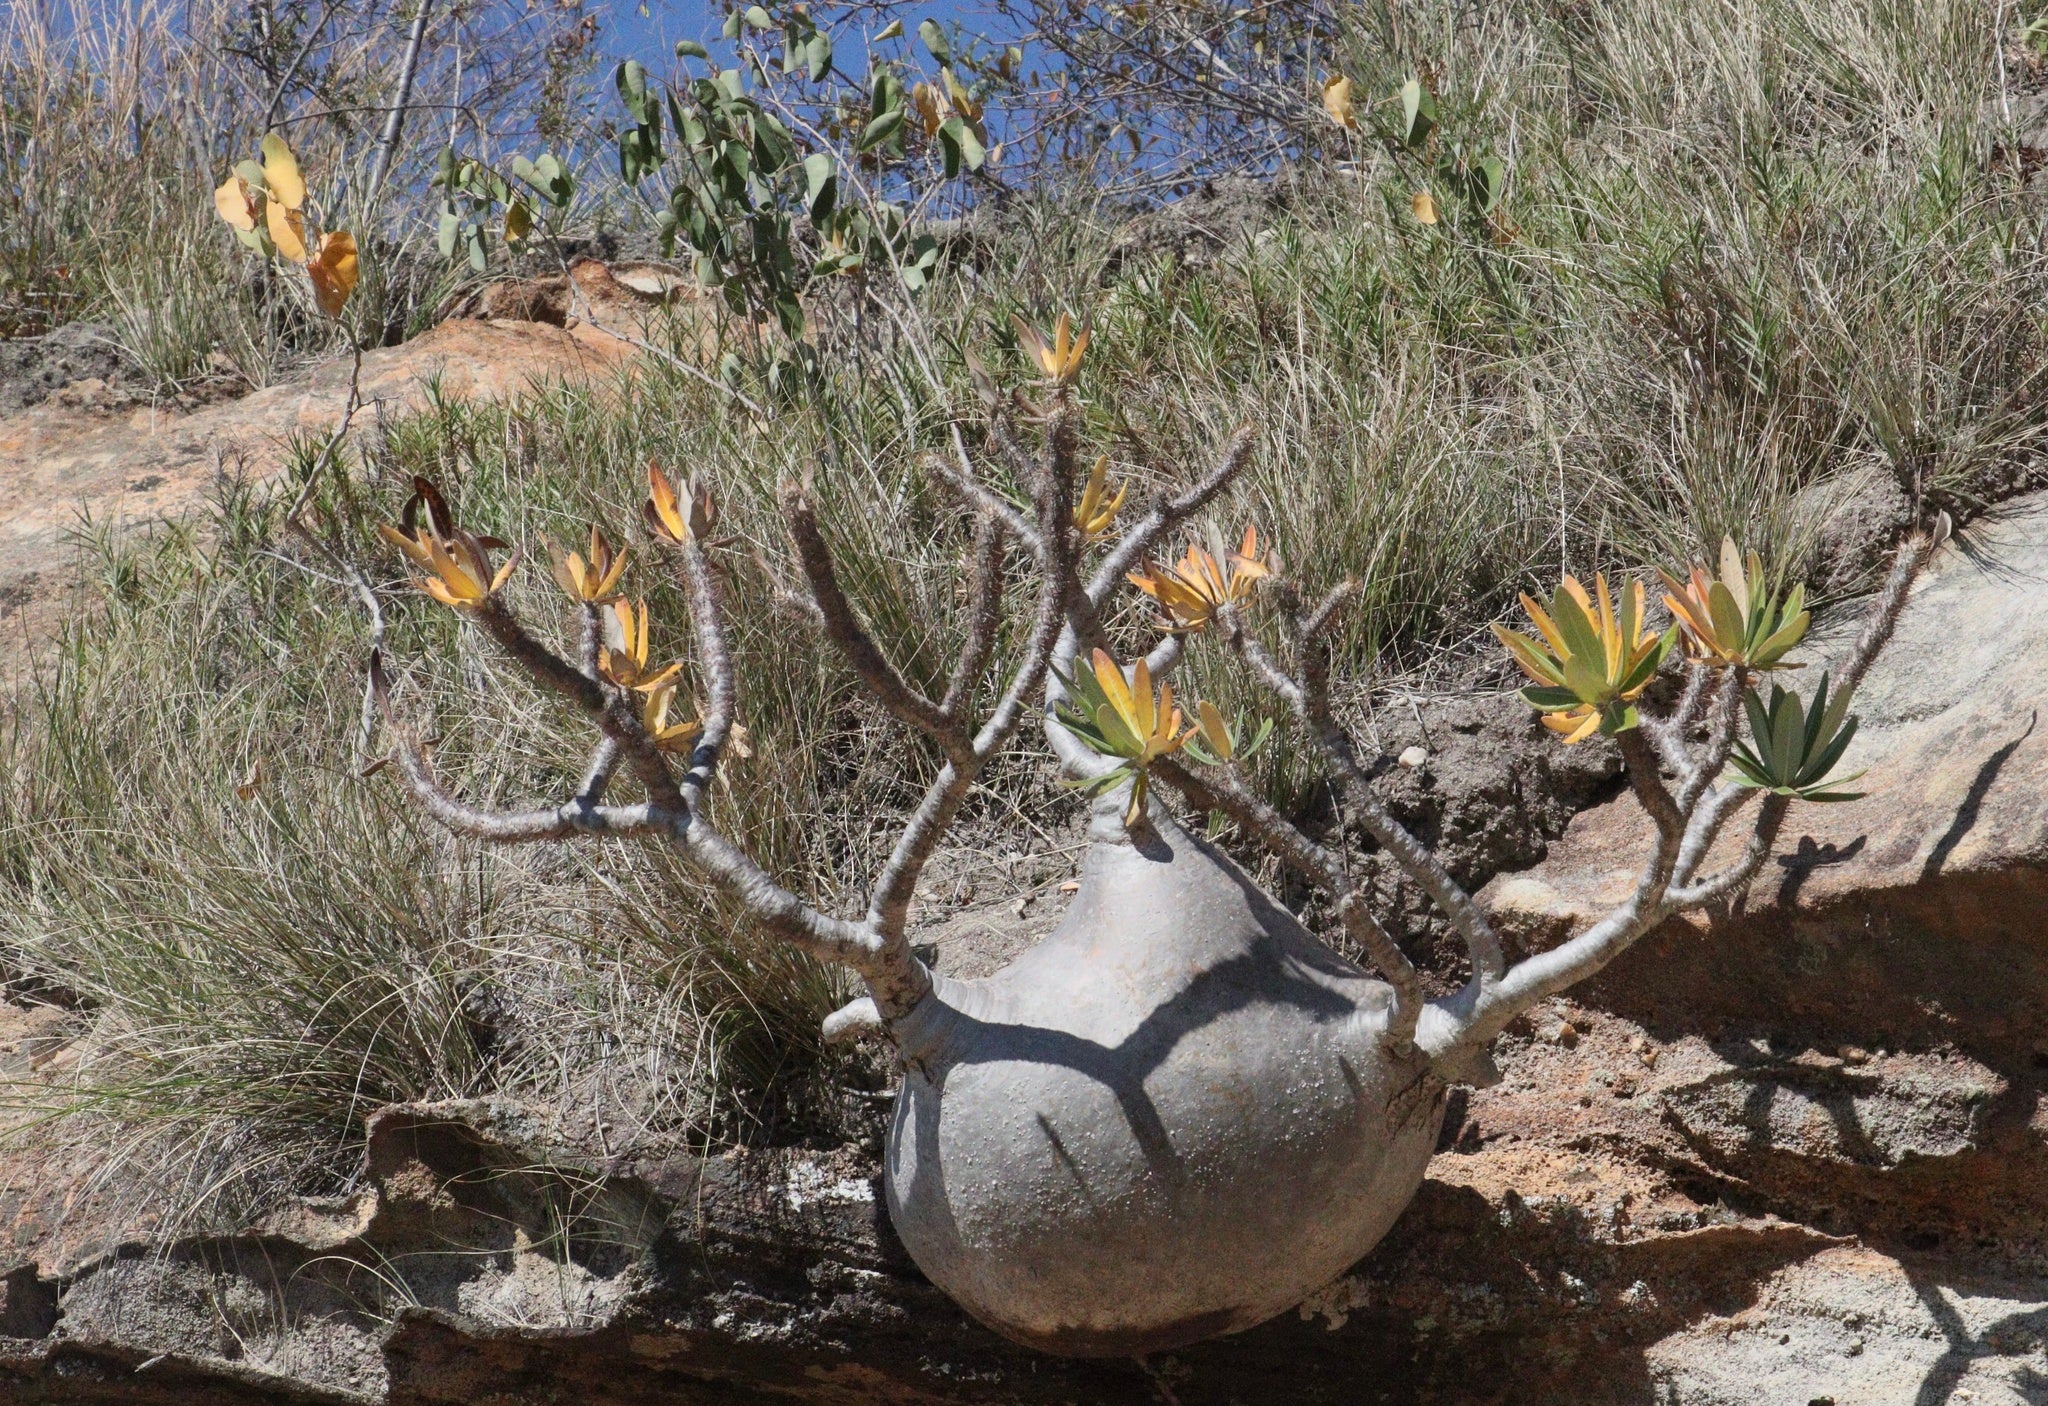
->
[361,318,1941,1353]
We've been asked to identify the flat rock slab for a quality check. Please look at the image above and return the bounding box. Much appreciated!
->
[0,316,636,666]
[1486,492,2048,943]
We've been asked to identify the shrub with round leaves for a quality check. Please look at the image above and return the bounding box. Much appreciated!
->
[211,133,358,317]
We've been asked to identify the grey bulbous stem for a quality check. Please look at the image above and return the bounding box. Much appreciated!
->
[880,803,1445,1355]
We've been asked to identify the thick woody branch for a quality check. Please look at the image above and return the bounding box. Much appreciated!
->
[668,532,738,804]
[926,436,1040,548]
[671,810,922,1008]
[469,600,684,811]
[1221,606,1507,986]
[1668,793,1787,908]
[1834,523,1942,698]
[1673,669,1746,815]
[1644,662,1707,775]
[575,736,625,807]
[578,603,603,680]
[1616,728,1683,839]
[940,514,1006,720]
[783,486,964,755]
[369,652,667,843]
[1299,579,1361,643]
[1669,779,1754,888]
[870,438,1076,946]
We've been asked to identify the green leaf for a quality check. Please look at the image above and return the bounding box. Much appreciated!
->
[803,151,837,220]
[743,6,771,30]
[806,30,834,81]
[860,106,906,151]
[676,38,709,60]
[436,207,460,259]
[1519,686,1583,711]
[1598,702,1641,735]
[1548,588,1606,674]
[1399,77,1436,149]
[918,18,952,64]
[940,115,986,173]
[722,10,742,38]
[1467,155,1505,212]
[616,59,654,124]
[1800,718,1858,789]
[876,18,904,40]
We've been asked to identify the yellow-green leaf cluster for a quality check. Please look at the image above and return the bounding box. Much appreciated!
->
[602,598,683,693]
[379,522,520,609]
[1053,649,1198,826]
[644,463,717,545]
[548,527,629,604]
[1659,537,1809,671]
[641,683,704,755]
[1127,525,1270,633]
[1493,574,1675,743]
[1012,312,1089,383]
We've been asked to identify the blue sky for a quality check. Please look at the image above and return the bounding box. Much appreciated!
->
[597,0,1002,68]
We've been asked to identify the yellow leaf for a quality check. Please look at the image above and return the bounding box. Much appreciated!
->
[505,199,533,243]
[307,230,358,317]
[1321,74,1355,129]
[1196,699,1233,760]
[214,175,261,232]
[267,199,308,263]
[1411,189,1438,224]
[943,68,982,123]
[911,82,944,137]
[260,133,306,211]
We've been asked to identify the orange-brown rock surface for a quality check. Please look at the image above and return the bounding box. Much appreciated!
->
[0,267,664,665]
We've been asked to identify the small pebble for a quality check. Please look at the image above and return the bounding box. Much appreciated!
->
[1398,745,1428,768]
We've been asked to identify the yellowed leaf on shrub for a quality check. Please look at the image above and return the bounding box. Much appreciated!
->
[505,199,533,243]
[1322,74,1355,129]
[267,199,308,263]
[214,175,261,232]
[1411,189,1439,224]
[260,133,306,210]
[307,230,359,317]
[911,81,943,137]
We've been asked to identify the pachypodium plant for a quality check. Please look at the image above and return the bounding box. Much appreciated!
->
[348,313,1946,1356]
